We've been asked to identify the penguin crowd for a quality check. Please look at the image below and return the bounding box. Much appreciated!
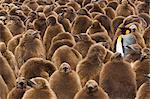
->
[0,0,149,99]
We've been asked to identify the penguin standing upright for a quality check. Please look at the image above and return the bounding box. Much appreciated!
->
[114,23,138,57]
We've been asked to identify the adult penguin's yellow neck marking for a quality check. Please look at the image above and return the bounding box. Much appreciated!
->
[117,35,122,42]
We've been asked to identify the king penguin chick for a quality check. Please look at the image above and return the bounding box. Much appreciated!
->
[7,77,29,99]
[136,74,150,99]
[99,52,137,99]
[71,8,92,35]
[18,58,56,80]
[0,42,19,77]
[57,12,71,33]
[43,15,65,52]
[143,26,150,48]
[86,20,108,35]
[7,34,23,54]
[15,29,46,68]
[23,0,38,11]
[6,15,25,36]
[137,0,150,14]
[47,32,76,60]
[22,77,57,99]
[0,20,13,44]
[33,12,47,38]
[49,62,82,99]
[76,43,107,86]
[73,33,95,58]
[133,48,150,89]
[0,52,16,91]
[51,45,82,70]
[74,80,109,99]
[116,0,136,17]
[94,14,113,39]
[0,75,8,99]
[124,44,142,63]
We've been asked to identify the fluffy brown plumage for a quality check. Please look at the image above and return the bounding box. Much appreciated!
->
[77,43,107,86]
[49,62,82,99]
[99,52,137,99]
[15,29,46,68]
[22,77,57,99]
[74,80,109,99]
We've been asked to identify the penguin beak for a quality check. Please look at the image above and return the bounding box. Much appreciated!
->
[140,54,146,61]
[63,67,68,73]
[33,31,40,39]
[88,85,94,92]
[87,85,97,95]
[17,81,26,89]
[143,74,150,79]
[27,79,37,87]
[24,16,31,23]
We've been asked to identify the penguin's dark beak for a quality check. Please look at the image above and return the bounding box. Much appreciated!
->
[17,81,26,89]
[140,54,146,61]
[63,67,68,73]
[87,84,98,95]
[143,74,150,79]
[24,16,31,23]
[27,79,36,87]
[33,31,40,39]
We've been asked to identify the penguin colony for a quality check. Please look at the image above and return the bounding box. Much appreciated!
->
[0,0,149,99]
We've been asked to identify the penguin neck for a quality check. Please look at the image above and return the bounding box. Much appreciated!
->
[20,38,37,47]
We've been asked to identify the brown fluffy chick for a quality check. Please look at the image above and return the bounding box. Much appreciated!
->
[22,77,57,99]
[49,62,82,99]
[76,43,107,86]
[136,74,150,99]
[74,80,109,99]
[133,48,150,89]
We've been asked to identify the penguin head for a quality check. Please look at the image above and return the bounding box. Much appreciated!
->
[59,62,72,74]
[144,73,150,82]
[74,33,91,42]
[0,42,7,53]
[85,80,98,96]
[125,23,138,33]
[91,20,101,29]
[37,12,46,20]
[121,0,128,5]
[119,27,131,35]
[46,15,57,26]
[27,77,50,89]
[77,8,90,16]
[24,29,40,39]
[140,48,150,61]
[87,43,107,61]
[117,23,131,35]
[16,77,27,89]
